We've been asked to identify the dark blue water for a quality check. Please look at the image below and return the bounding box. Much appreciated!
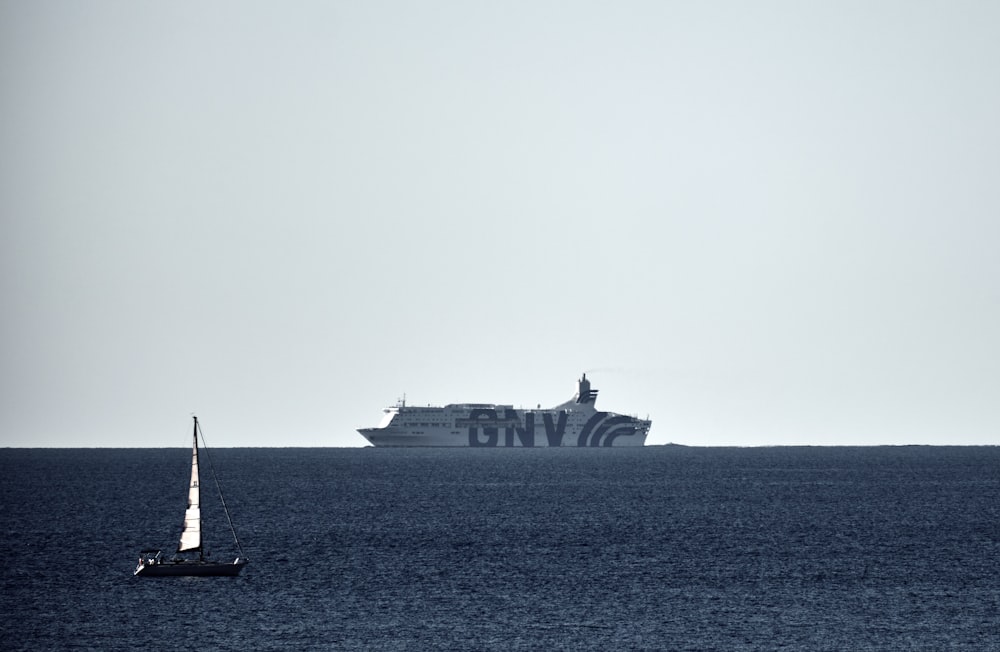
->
[2,446,999,650]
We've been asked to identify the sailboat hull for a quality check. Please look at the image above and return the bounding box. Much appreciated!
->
[134,559,248,577]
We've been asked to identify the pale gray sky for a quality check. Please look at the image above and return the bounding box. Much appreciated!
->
[2,1,998,447]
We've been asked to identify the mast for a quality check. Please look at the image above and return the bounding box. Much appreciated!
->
[177,416,203,558]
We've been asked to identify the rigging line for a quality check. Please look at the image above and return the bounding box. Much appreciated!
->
[195,419,248,560]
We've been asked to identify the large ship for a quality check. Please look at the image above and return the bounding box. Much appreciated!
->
[358,374,651,447]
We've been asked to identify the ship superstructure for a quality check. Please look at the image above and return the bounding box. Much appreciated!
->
[358,374,651,447]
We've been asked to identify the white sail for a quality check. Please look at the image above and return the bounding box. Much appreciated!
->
[177,425,201,553]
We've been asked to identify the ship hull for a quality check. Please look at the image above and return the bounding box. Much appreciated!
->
[359,430,649,447]
[359,406,650,447]
[134,559,248,577]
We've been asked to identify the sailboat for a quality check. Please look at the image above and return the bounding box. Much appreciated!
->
[134,416,249,577]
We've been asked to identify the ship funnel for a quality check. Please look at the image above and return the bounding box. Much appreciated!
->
[575,373,598,405]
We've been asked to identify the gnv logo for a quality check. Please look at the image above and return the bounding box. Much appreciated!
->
[461,409,639,447]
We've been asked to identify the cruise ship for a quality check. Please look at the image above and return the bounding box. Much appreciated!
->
[358,374,651,447]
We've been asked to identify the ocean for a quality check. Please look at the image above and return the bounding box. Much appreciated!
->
[1,446,998,650]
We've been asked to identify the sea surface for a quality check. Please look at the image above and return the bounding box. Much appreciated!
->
[1,446,998,650]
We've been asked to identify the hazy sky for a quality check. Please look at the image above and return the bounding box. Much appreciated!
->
[3,1,998,447]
